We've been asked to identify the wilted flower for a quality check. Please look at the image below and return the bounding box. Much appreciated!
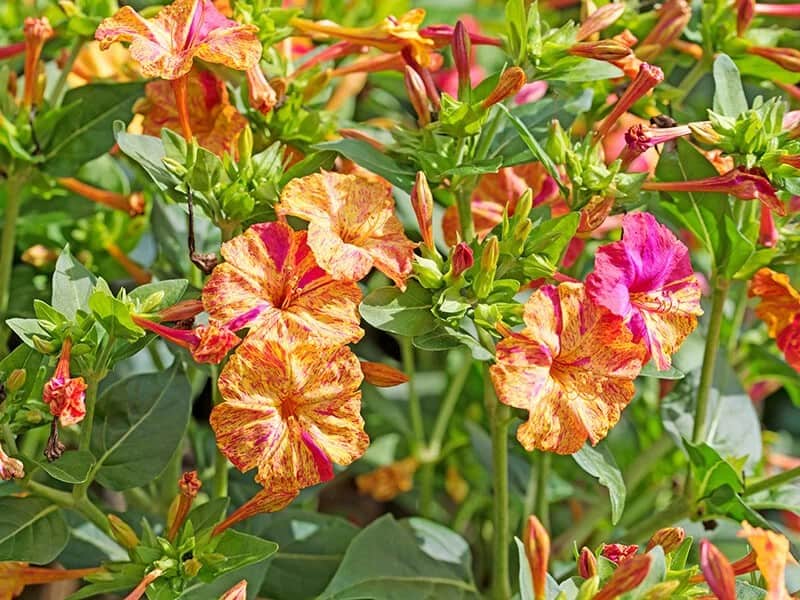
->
[166,471,202,541]
[22,17,54,109]
[210,337,369,508]
[0,562,102,600]
[0,443,23,481]
[738,521,797,599]
[490,282,646,454]
[203,221,363,345]
[135,70,247,157]
[276,172,416,289]
[524,516,550,600]
[43,338,87,428]
[749,268,800,372]
[594,554,652,600]
[618,123,692,168]
[586,212,703,370]
[360,361,409,387]
[95,0,261,80]
[601,543,639,564]
[355,457,419,501]
[246,64,278,114]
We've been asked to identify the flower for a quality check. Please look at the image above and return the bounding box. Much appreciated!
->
[246,64,278,114]
[575,3,626,41]
[594,554,652,600]
[636,0,691,61]
[57,177,145,217]
[601,543,639,564]
[449,242,474,278]
[219,581,248,600]
[585,212,703,370]
[699,540,736,600]
[67,41,140,86]
[132,314,243,364]
[490,282,646,454]
[596,63,664,140]
[22,17,54,109]
[290,9,436,67]
[135,69,247,156]
[202,221,363,345]
[276,172,416,289]
[166,471,202,541]
[0,443,23,481]
[0,562,102,600]
[355,457,419,501]
[360,361,409,387]
[747,46,800,73]
[749,268,800,372]
[738,522,796,600]
[618,123,692,169]
[95,0,261,80]
[524,516,550,600]
[210,337,369,506]
[43,338,87,427]
[213,487,301,535]
[646,527,686,553]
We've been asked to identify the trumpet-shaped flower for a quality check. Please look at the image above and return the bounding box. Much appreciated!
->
[203,221,363,345]
[210,337,369,506]
[738,522,796,600]
[95,0,261,80]
[0,562,102,600]
[135,69,247,156]
[749,268,800,372]
[491,282,646,454]
[132,314,243,364]
[586,212,703,370]
[43,338,87,427]
[276,172,416,288]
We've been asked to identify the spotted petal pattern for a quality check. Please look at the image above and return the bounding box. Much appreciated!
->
[210,337,369,498]
[95,0,261,80]
[276,172,416,289]
[586,212,702,370]
[491,283,645,454]
[738,523,795,600]
[203,221,363,346]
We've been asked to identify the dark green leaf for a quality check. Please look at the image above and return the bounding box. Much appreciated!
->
[199,529,279,580]
[51,246,97,319]
[186,498,230,535]
[413,326,493,361]
[89,291,144,340]
[572,443,626,525]
[33,450,96,484]
[115,126,179,192]
[0,497,69,563]
[685,441,743,498]
[360,282,438,336]
[91,366,192,490]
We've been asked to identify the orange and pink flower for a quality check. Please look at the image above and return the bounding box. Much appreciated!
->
[490,282,646,454]
[586,212,703,370]
[203,221,363,345]
[738,522,796,600]
[43,338,87,428]
[210,337,369,509]
[276,172,416,288]
[749,268,800,373]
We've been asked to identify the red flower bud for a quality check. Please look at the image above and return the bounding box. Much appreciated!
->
[699,539,736,600]
[601,543,639,565]
[482,67,527,109]
[578,546,598,578]
[450,242,474,278]
[524,516,550,600]
[737,0,756,34]
[576,3,626,41]
[411,171,435,251]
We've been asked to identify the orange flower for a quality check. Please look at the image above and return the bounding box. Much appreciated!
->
[355,457,419,501]
[490,283,646,454]
[0,443,23,481]
[202,221,363,345]
[95,0,261,81]
[210,337,369,506]
[749,268,800,372]
[276,172,416,289]
[0,562,102,600]
[67,41,139,86]
[290,9,436,67]
[43,338,87,428]
[738,522,796,600]
[135,69,247,157]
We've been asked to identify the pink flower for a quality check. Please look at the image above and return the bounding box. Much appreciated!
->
[586,212,703,370]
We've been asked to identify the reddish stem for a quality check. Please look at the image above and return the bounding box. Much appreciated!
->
[171,75,193,141]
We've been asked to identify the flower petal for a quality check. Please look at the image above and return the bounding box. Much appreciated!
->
[749,268,800,338]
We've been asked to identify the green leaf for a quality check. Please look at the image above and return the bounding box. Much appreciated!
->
[722,214,754,278]
[524,212,581,265]
[188,147,225,193]
[638,361,685,379]
[91,366,192,490]
[243,510,359,600]
[514,538,534,600]
[319,515,479,599]
[360,281,438,336]
[128,279,189,313]
[51,245,97,319]
[713,54,748,119]
[200,529,279,580]
[315,139,415,189]
[685,441,743,498]
[413,326,493,361]
[33,450,96,484]
[5,318,50,348]
[572,443,626,525]
[89,290,144,340]
[505,0,528,64]
[115,125,179,192]
[44,82,144,176]
[0,497,69,563]
[186,498,230,535]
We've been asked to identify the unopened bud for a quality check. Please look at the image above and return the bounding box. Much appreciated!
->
[59,1,80,17]
[412,256,444,289]
[404,66,431,126]
[689,121,721,145]
[569,39,633,62]
[411,172,435,251]
[162,157,188,177]
[747,45,800,72]
[699,539,736,600]
[32,335,56,355]
[524,516,550,600]
[642,580,680,599]
[575,576,600,600]
[238,125,253,168]
[482,67,526,109]
[24,409,44,424]
[546,120,570,164]
[737,0,756,35]
[5,369,26,393]
[594,554,652,600]
[474,236,499,299]
[453,20,472,101]
[139,291,165,314]
[645,527,685,553]
[515,189,534,222]
[449,242,474,279]
[576,3,626,41]
[360,361,409,387]
[219,580,247,600]
[108,514,140,550]
[578,547,598,578]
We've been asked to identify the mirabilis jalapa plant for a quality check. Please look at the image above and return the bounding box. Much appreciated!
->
[3,0,800,597]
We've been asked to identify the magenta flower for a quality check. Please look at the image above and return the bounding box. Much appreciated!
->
[586,212,703,370]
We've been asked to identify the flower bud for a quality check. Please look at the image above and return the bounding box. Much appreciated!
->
[482,67,527,109]
[699,539,736,600]
[5,369,26,393]
[108,514,139,550]
[576,3,626,41]
[167,471,202,541]
[162,157,188,177]
[569,39,633,62]
[183,558,203,577]
[32,335,56,355]
[737,0,756,34]
[594,554,652,600]
[575,575,599,600]
[646,527,686,553]
[759,205,779,247]
[596,63,664,140]
[642,580,680,599]
[689,121,721,145]
[453,20,472,101]
[21,244,58,267]
[411,172,435,251]
[747,46,800,72]
[404,66,431,126]
[474,236,499,299]
[22,17,54,109]
[449,242,474,279]
[524,515,550,600]
[139,291,166,314]
[246,65,278,114]
[360,361,409,387]
[238,125,253,168]
[546,120,570,164]
[578,547,598,578]
[413,256,444,289]
[219,580,247,600]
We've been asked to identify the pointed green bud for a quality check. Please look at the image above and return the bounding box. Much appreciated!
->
[474,236,499,299]
[546,119,570,164]
[139,290,165,314]
[575,575,599,600]
[412,256,444,289]
[32,335,56,355]
[238,125,253,169]
[108,515,140,550]
[5,369,26,393]
[162,157,188,177]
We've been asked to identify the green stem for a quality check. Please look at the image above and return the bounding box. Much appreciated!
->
[534,452,551,531]
[27,480,111,534]
[3,424,17,455]
[474,108,503,161]
[455,186,476,243]
[428,350,472,456]
[418,462,435,518]
[400,337,425,448]
[674,58,710,107]
[49,38,84,106]
[692,276,730,444]
[211,363,228,498]
[744,466,800,497]
[0,173,25,353]
[75,496,112,535]
[487,366,511,600]
[78,375,100,452]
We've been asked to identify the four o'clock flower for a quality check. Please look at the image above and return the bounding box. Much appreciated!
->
[96,0,261,140]
[699,539,737,600]
[43,338,87,429]
[210,337,369,511]
[596,63,664,140]
[618,122,693,169]
[585,212,703,370]
[0,443,23,481]
[203,221,364,345]
[0,562,103,600]
[642,166,787,216]
[601,543,639,564]
[22,17,54,109]
[738,522,797,600]
[213,487,300,535]
[132,313,246,364]
[749,268,800,373]
[490,282,646,454]
[166,471,202,541]
[246,64,278,114]
[276,172,417,289]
